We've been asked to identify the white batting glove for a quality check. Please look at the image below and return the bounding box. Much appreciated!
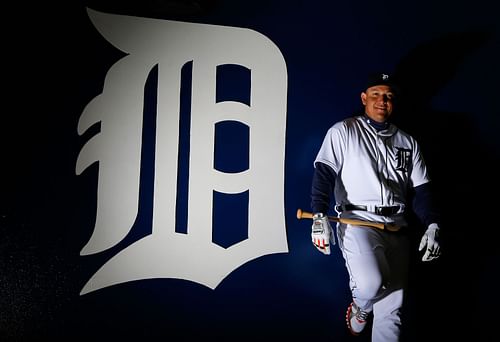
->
[419,223,441,262]
[311,213,335,255]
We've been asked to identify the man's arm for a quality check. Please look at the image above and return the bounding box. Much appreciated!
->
[412,182,442,261]
[412,182,441,227]
[309,162,337,255]
[311,162,337,214]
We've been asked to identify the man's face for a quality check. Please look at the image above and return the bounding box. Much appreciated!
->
[361,85,395,123]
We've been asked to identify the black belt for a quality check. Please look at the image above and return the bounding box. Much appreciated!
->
[335,204,401,216]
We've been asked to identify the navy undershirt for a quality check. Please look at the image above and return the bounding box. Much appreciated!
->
[363,114,390,131]
[310,116,440,227]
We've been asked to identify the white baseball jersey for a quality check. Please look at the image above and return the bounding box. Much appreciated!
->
[314,115,430,226]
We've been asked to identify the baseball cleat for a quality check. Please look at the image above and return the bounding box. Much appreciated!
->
[346,302,370,336]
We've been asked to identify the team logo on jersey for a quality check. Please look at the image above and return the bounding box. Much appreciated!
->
[394,147,411,173]
[76,9,289,295]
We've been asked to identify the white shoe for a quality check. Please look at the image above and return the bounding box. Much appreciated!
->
[346,302,370,336]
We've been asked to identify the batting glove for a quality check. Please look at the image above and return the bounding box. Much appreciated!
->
[311,213,335,255]
[419,223,441,262]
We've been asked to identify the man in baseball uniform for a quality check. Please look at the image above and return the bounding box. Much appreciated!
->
[310,73,441,341]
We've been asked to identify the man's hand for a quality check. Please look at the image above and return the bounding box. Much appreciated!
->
[419,223,441,262]
[311,213,335,255]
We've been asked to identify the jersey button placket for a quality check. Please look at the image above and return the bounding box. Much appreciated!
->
[376,135,390,207]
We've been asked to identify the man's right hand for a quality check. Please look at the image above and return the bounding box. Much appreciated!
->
[311,213,335,255]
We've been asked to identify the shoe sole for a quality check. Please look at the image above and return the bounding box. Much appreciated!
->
[346,302,362,336]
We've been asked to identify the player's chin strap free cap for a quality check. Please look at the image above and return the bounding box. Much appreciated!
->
[335,204,403,216]
[364,72,400,95]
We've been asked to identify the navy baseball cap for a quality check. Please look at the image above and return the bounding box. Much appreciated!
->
[364,72,400,93]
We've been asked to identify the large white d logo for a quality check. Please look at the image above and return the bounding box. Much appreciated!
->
[76,8,289,295]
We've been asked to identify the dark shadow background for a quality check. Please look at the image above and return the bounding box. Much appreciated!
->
[391,30,500,342]
[2,0,499,341]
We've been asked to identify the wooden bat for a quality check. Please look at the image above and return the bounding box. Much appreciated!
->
[296,209,400,232]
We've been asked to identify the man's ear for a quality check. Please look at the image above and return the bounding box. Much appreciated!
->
[361,92,367,105]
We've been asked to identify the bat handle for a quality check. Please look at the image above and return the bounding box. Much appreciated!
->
[296,208,396,231]
[296,208,337,221]
[296,208,314,220]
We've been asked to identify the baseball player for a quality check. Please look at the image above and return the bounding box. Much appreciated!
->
[310,73,441,341]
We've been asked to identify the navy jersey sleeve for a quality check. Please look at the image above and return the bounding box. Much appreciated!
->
[412,182,441,227]
[311,162,337,214]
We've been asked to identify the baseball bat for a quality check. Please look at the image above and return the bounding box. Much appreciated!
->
[296,209,400,232]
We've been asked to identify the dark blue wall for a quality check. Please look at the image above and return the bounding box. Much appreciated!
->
[2,1,499,341]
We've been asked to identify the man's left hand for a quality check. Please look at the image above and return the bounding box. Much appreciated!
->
[419,223,441,262]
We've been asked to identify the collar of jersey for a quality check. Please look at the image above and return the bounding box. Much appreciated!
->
[358,115,397,137]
